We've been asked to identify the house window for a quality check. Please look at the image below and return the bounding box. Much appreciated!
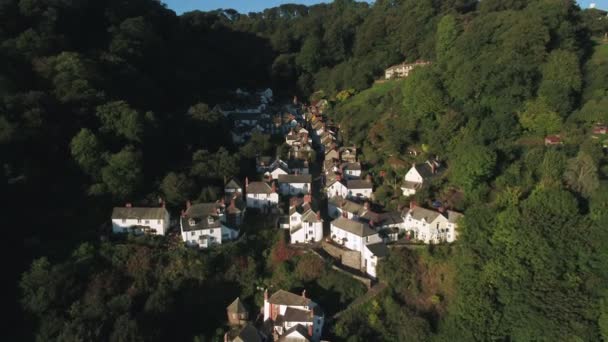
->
[191,231,195,236]
[309,222,313,227]
[291,216,297,221]
[122,219,126,223]
[207,217,214,224]
[157,219,161,224]
[145,220,149,224]
[210,229,214,234]
[137,219,141,223]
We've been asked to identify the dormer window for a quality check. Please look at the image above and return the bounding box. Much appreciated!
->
[188,218,196,226]
[207,217,214,224]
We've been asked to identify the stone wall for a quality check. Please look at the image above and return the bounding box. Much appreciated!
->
[321,241,360,270]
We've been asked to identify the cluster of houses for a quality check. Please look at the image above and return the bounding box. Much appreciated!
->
[224,289,325,342]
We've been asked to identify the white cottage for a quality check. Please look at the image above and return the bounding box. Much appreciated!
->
[263,289,324,342]
[278,174,312,196]
[288,202,323,244]
[403,205,462,243]
[246,179,279,210]
[341,162,362,179]
[180,202,238,248]
[111,205,170,235]
[346,179,373,199]
[330,217,386,277]
[401,160,439,196]
[326,177,348,198]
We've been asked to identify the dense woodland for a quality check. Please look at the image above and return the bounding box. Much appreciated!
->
[5,0,608,341]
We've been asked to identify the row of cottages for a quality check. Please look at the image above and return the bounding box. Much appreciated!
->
[403,204,463,244]
[284,196,323,244]
[329,217,388,278]
[401,159,441,196]
[384,60,431,79]
[328,197,402,241]
[245,178,280,210]
[179,201,239,248]
[111,204,170,235]
[263,289,324,342]
[257,157,310,179]
[278,174,312,196]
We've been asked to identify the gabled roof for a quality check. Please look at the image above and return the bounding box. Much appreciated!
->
[268,290,310,306]
[225,178,243,190]
[247,181,274,194]
[365,242,389,258]
[408,206,442,223]
[233,323,262,342]
[347,180,373,190]
[112,207,166,220]
[182,203,223,232]
[278,324,311,342]
[412,163,434,179]
[227,297,247,314]
[331,217,377,237]
[283,307,313,323]
[278,174,312,184]
[342,162,361,171]
[378,211,404,225]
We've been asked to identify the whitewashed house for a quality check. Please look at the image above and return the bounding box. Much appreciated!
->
[111,205,170,235]
[278,174,312,195]
[270,164,289,180]
[346,179,373,199]
[327,196,369,219]
[246,179,279,210]
[326,177,348,198]
[330,217,386,278]
[401,160,439,196]
[385,60,431,79]
[263,289,324,342]
[180,202,238,248]
[341,162,362,179]
[288,202,323,244]
[403,205,462,243]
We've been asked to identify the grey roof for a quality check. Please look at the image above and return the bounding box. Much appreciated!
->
[379,211,404,225]
[366,242,389,258]
[347,180,372,190]
[301,210,322,223]
[277,324,312,342]
[181,203,223,232]
[413,163,434,179]
[342,162,361,171]
[283,307,313,322]
[227,297,247,314]
[408,206,442,222]
[247,181,274,194]
[268,290,310,306]
[447,210,464,223]
[112,207,166,220]
[331,217,377,237]
[233,324,262,342]
[279,174,312,184]
[402,181,421,189]
[225,178,243,190]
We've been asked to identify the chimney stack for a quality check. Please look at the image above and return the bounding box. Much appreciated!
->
[245,177,249,188]
[181,209,185,217]
[303,195,312,204]
[302,289,307,298]
[264,289,268,301]
[410,201,417,210]
[364,201,370,210]
[186,200,191,209]
[366,174,373,183]
[308,325,313,337]
[125,203,132,208]
[317,211,321,220]
[271,181,276,193]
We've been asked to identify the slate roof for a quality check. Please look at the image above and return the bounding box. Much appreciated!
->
[181,203,223,232]
[402,181,421,189]
[233,323,262,342]
[277,324,311,342]
[225,178,243,191]
[347,180,372,189]
[268,290,310,306]
[408,206,442,222]
[278,174,312,184]
[227,297,247,314]
[331,217,377,237]
[342,162,361,171]
[112,207,166,220]
[379,211,404,225]
[247,181,274,194]
[365,242,389,258]
[283,307,313,322]
[413,163,435,179]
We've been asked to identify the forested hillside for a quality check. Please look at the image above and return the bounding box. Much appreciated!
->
[5,0,608,341]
